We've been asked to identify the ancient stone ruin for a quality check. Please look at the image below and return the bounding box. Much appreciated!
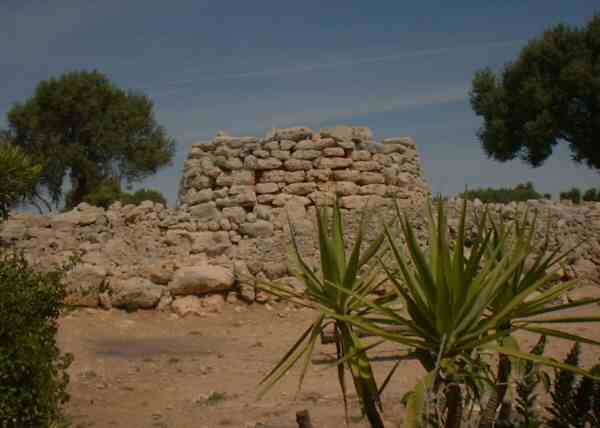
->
[2,125,599,315]
[0,126,430,314]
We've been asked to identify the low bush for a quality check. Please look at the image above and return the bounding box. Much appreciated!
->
[0,254,72,427]
[80,179,167,209]
[559,187,582,204]
[460,182,543,204]
[129,188,167,206]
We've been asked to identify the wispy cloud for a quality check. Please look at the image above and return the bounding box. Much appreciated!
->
[0,1,120,65]
[171,84,469,142]
[149,39,522,98]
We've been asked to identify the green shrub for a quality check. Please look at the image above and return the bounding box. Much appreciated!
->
[559,188,582,204]
[80,178,128,209]
[80,179,167,209]
[582,188,600,202]
[460,181,543,204]
[0,254,72,427]
[130,188,167,206]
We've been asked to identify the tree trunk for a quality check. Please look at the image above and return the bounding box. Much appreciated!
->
[479,354,512,428]
[445,383,463,428]
[69,172,89,209]
[296,410,314,428]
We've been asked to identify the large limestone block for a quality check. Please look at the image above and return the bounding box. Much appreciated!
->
[256,158,283,170]
[64,264,108,307]
[317,157,353,169]
[240,220,274,237]
[51,209,104,229]
[265,126,313,142]
[294,138,337,150]
[189,201,219,221]
[216,170,255,186]
[256,182,279,194]
[292,149,321,160]
[320,126,374,142]
[284,159,313,171]
[169,265,235,296]
[110,277,164,309]
[284,182,317,196]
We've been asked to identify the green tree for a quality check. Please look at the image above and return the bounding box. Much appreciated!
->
[583,188,598,202]
[7,70,175,209]
[0,136,43,219]
[460,181,543,204]
[470,14,600,169]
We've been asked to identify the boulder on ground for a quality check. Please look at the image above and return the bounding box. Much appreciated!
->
[168,264,235,296]
[63,264,108,307]
[109,277,164,309]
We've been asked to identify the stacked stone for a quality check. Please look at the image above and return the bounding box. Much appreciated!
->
[178,125,430,240]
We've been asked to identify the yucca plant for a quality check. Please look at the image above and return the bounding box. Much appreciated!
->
[325,198,600,428]
[256,200,390,427]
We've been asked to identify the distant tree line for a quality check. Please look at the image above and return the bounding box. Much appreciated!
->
[460,182,548,204]
[559,187,600,204]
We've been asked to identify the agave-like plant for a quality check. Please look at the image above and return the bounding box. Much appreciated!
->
[256,200,390,427]
[326,198,600,428]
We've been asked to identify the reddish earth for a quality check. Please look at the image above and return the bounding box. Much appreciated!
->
[58,285,600,428]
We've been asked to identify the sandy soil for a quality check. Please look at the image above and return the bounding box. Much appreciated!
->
[58,285,600,428]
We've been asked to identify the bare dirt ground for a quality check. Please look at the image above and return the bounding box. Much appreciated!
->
[58,285,600,428]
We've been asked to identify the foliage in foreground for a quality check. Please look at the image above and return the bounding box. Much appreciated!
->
[496,340,600,428]
[0,142,43,219]
[460,182,543,204]
[0,253,73,428]
[257,201,388,427]
[257,198,600,428]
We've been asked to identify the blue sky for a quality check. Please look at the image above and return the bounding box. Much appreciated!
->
[2,1,599,205]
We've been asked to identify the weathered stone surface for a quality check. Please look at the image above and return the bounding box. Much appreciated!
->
[1,125,438,311]
[271,150,291,160]
[222,206,246,224]
[189,202,219,221]
[317,157,353,169]
[284,159,313,171]
[320,126,374,142]
[140,263,174,285]
[265,127,313,142]
[216,171,254,186]
[333,170,361,182]
[110,277,164,309]
[64,264,107,307]
[171,295,205,317]
[240,220,274,237]
[169,265,235,296]
[292,149,321,160]
[358,172,385,184]
[256,158,283,170]
[284,182,317,196]
[256,183,279,194]
[323,147,345,157]
[353,161,381,172]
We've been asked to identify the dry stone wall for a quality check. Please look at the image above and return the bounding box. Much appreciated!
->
[175,125,429,278]
[2,124,599,314]
[0,125,430,313]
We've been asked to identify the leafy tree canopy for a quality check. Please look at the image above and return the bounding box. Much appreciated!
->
[7,70,175,209]
[0,135,43,219]
[470,14,600,169]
